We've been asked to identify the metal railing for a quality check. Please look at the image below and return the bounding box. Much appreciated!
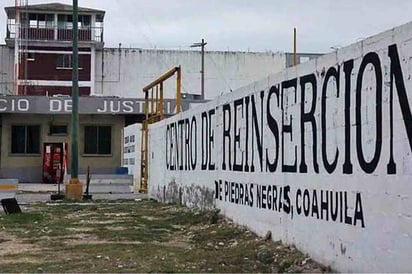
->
[6,24,103,42]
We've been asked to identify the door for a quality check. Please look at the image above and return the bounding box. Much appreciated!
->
[43,143,64,184]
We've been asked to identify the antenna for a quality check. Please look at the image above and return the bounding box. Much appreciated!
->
[14,0,29,95]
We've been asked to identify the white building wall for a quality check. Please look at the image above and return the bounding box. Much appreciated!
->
[94,49,286,99]
[147,21,412,272]
[123,123,141,190]
[0,45,14,95]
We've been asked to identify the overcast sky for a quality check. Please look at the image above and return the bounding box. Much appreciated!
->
[1,0,412,53]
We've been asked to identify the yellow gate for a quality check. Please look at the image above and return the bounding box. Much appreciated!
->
[139,66,182,193]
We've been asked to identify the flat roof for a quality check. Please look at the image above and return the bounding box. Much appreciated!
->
[5,2,105,18]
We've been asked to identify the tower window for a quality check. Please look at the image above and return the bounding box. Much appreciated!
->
[26,52,35,61]
[56,54,83,69]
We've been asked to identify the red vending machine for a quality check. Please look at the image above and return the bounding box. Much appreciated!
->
[43,143,67,184]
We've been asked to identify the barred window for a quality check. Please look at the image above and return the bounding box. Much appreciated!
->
[11,125,40,154]
[84,126,111,155]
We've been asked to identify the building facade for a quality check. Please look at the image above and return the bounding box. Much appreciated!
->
[0,2,124,183]
[4,3,104,96]
[0,96,150,182]
[0,2,321,183]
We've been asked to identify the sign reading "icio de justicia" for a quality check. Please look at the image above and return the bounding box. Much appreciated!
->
[0,96,177,115]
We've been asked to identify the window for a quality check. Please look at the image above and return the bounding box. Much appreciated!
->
[57,54,71,68]
[58,14,90,29]
[58,14,73,29]
[56,54,82,69]
[27,13,54,29]
[50,125,67,135]
[29,13,39,28]
[84,126,111,155]
[96,14,104,23]
[124,145,135,153]
[45,14,54,28]
[26,52,35,61]
[78,15,91,28]
[11,125,40,154]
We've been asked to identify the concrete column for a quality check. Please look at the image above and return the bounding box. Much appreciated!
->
[54,13,58,40]
[91,14,96,41]
[90,47,96,95]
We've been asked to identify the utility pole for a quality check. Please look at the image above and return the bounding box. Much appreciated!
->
[66,0,82,200]
[293,27,297,66]
[71,0,79,180]
[14,0,20,95]
[190,39,207,100]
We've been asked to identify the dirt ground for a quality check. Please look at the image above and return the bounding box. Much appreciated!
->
[0,199,329,273]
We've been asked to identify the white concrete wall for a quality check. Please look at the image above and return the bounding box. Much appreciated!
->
[147,21,412,272]
[0,45,14,95]
[123,123,141,190]
[94,49,286,99]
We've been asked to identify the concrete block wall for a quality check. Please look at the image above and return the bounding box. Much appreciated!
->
[147,21,412,272]
[94,49,286,100]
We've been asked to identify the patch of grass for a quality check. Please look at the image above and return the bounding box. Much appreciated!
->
[2,212,45,226]
[167,207,220,226]
[0,199,326,273]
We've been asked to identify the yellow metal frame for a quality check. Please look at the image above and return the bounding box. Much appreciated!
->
[139,66,181,193]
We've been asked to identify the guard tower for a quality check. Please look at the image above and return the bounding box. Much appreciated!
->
[4,2,105,96]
